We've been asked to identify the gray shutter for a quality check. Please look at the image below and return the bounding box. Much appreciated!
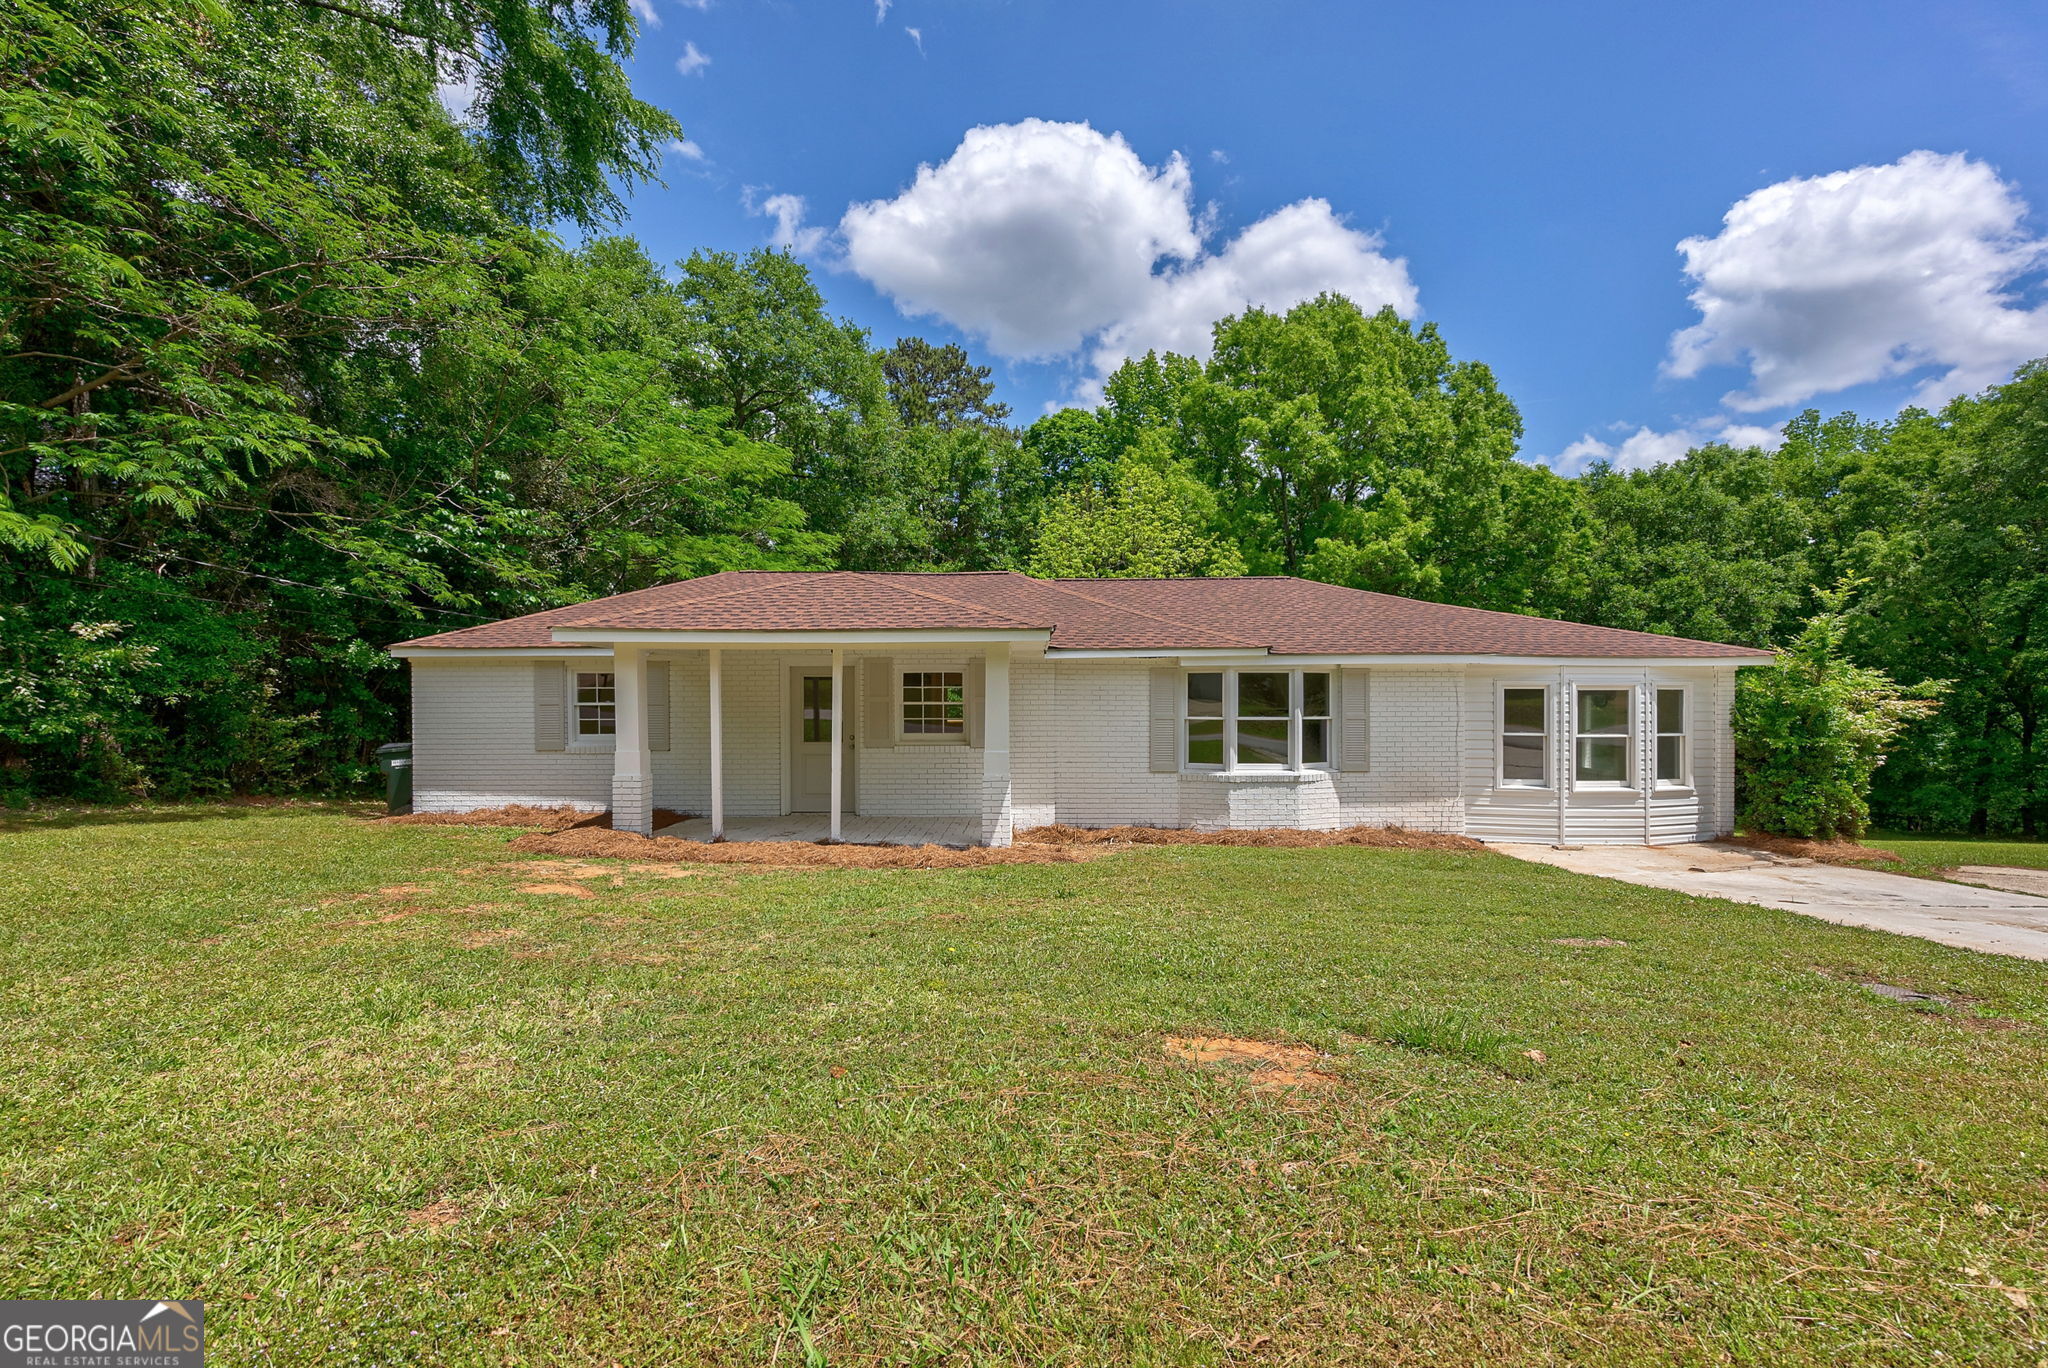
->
[966,655,985,748]
[862,656,895,749]
[647,660,671,753]
[534,661,566,752]
[1339,668,1370,771]
[1149,667,1179,773]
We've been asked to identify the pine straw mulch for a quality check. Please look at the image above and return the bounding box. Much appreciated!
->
[375,805,689,832]
[1722,833,1902,866]
[1016,823,1486,852]
[503,827,1104,869]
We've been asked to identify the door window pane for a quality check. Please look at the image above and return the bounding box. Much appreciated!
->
[1238,672,1289,717]
[802,676,832,742]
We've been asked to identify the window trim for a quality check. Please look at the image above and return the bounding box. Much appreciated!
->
[1182,667,1335,774]
[1653,684,1691,789]
[567,669,618,752]
[1571,682,1635,789]
[896,664,970,745]
[1496,682,1553,790]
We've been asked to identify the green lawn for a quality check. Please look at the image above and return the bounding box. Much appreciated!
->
[1868,829,2048,879]
[3,805,2046,1366]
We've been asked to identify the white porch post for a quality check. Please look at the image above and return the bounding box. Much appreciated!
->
[611,644,653,835]
[981,642,1013,847]
[707,646,725,841]
[828,647,844,842]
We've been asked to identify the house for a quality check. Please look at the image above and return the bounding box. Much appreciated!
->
[389,572,1774,846]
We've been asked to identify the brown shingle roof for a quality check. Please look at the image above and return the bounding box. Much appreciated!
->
[392,571,1771,659]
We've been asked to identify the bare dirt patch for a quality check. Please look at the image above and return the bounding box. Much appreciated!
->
[516,882,597,899]
[1725,833,1901,866]
[1020,823,1485,851]
[505,828,1102,868]
[1164,1035,1341,1090]
[377,805,689,832]
[406,1200,463,1229]
[1553,936,1629,948]
[454,927,527,948]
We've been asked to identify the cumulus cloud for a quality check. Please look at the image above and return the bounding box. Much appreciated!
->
[837,119,1415,386]
[1548,419,1785,477]
[629,0,660,27]
[747,190,827,255]
[1667,150,2048,412]
[675,41,711,76]
[669,138,706,163]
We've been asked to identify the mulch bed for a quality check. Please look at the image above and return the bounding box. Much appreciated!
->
[1724,833,1901,866]
[376,805,689,832]
[504,827,1103,868]
[1017,823,1486,851]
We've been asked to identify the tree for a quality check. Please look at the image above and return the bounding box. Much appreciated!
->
[1026,443,1246,580]
[1733,588,1939,840]
[880,337,1010,429]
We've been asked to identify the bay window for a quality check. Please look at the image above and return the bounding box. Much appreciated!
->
[1574,687,1632,784]
[1184,669,1333,770]
[1655,687,1687,785]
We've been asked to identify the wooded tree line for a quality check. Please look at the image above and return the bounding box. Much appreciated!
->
[4,0,2042,831]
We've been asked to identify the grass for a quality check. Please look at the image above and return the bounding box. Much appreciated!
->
[1867,829,2048,879]
[3,803,2046,1365]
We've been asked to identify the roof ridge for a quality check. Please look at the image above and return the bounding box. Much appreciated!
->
[1027,576,1268,649]
[1281,577,1769,653]
[845,571,1043,629]
[562,572,821,626]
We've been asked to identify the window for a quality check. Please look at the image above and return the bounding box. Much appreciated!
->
[574,671,616,737]
[902,671,964,735]
[1655,687,1687,785]
[1575,687,1632,784]
[1184,669,1333,770]
[802,675,833,742]
[1500,686,1549,785]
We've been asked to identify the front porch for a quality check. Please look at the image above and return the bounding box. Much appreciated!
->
[654,813,983,847]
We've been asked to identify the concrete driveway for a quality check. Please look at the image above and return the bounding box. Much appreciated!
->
[1495,841,2048,962]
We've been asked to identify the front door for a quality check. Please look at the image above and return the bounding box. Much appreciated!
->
[788,669,855,813]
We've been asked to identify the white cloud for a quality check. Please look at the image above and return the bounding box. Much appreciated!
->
[905,26,923,55]
[874,0,890,21]
[435,70,476,122]
[675,41,711,76]
[1667,150,2048,412]
[669,138,706,163]
[747,190,826,255]
[1547,419,1785,477]
[629,0,660,27]
[837,119,1415,387]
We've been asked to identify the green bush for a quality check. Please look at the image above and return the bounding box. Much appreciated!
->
[1734,589,1940,840]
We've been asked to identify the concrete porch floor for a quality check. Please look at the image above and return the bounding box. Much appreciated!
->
[653,814,982,847]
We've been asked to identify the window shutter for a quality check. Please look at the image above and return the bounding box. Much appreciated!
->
[862,657,895,749]
[966,656,985,748]
[1339,668,1370,771]
[1149,667,1179,773]
[534,661,566,752]
[647,660,671,753]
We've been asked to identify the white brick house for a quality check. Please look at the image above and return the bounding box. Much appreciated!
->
[389,572,1773,846]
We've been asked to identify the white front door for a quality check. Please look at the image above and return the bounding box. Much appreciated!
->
[788,669,854,813]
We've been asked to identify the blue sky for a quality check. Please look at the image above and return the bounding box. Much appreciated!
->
[596,0,2048,471]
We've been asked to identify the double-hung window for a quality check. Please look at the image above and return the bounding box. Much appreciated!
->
[1574,687,1632,785]
[1499,686,1550,786]
[574,671,616,738]
[1184,669,1333,770]
[1654,687,1687,785]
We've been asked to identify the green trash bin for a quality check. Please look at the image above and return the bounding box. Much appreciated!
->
[374,741,413,815]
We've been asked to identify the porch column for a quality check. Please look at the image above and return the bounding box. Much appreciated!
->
[611,644,653,835]
[980,642,1013,847]
[707,646,724,841]
[828,647,844,842]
